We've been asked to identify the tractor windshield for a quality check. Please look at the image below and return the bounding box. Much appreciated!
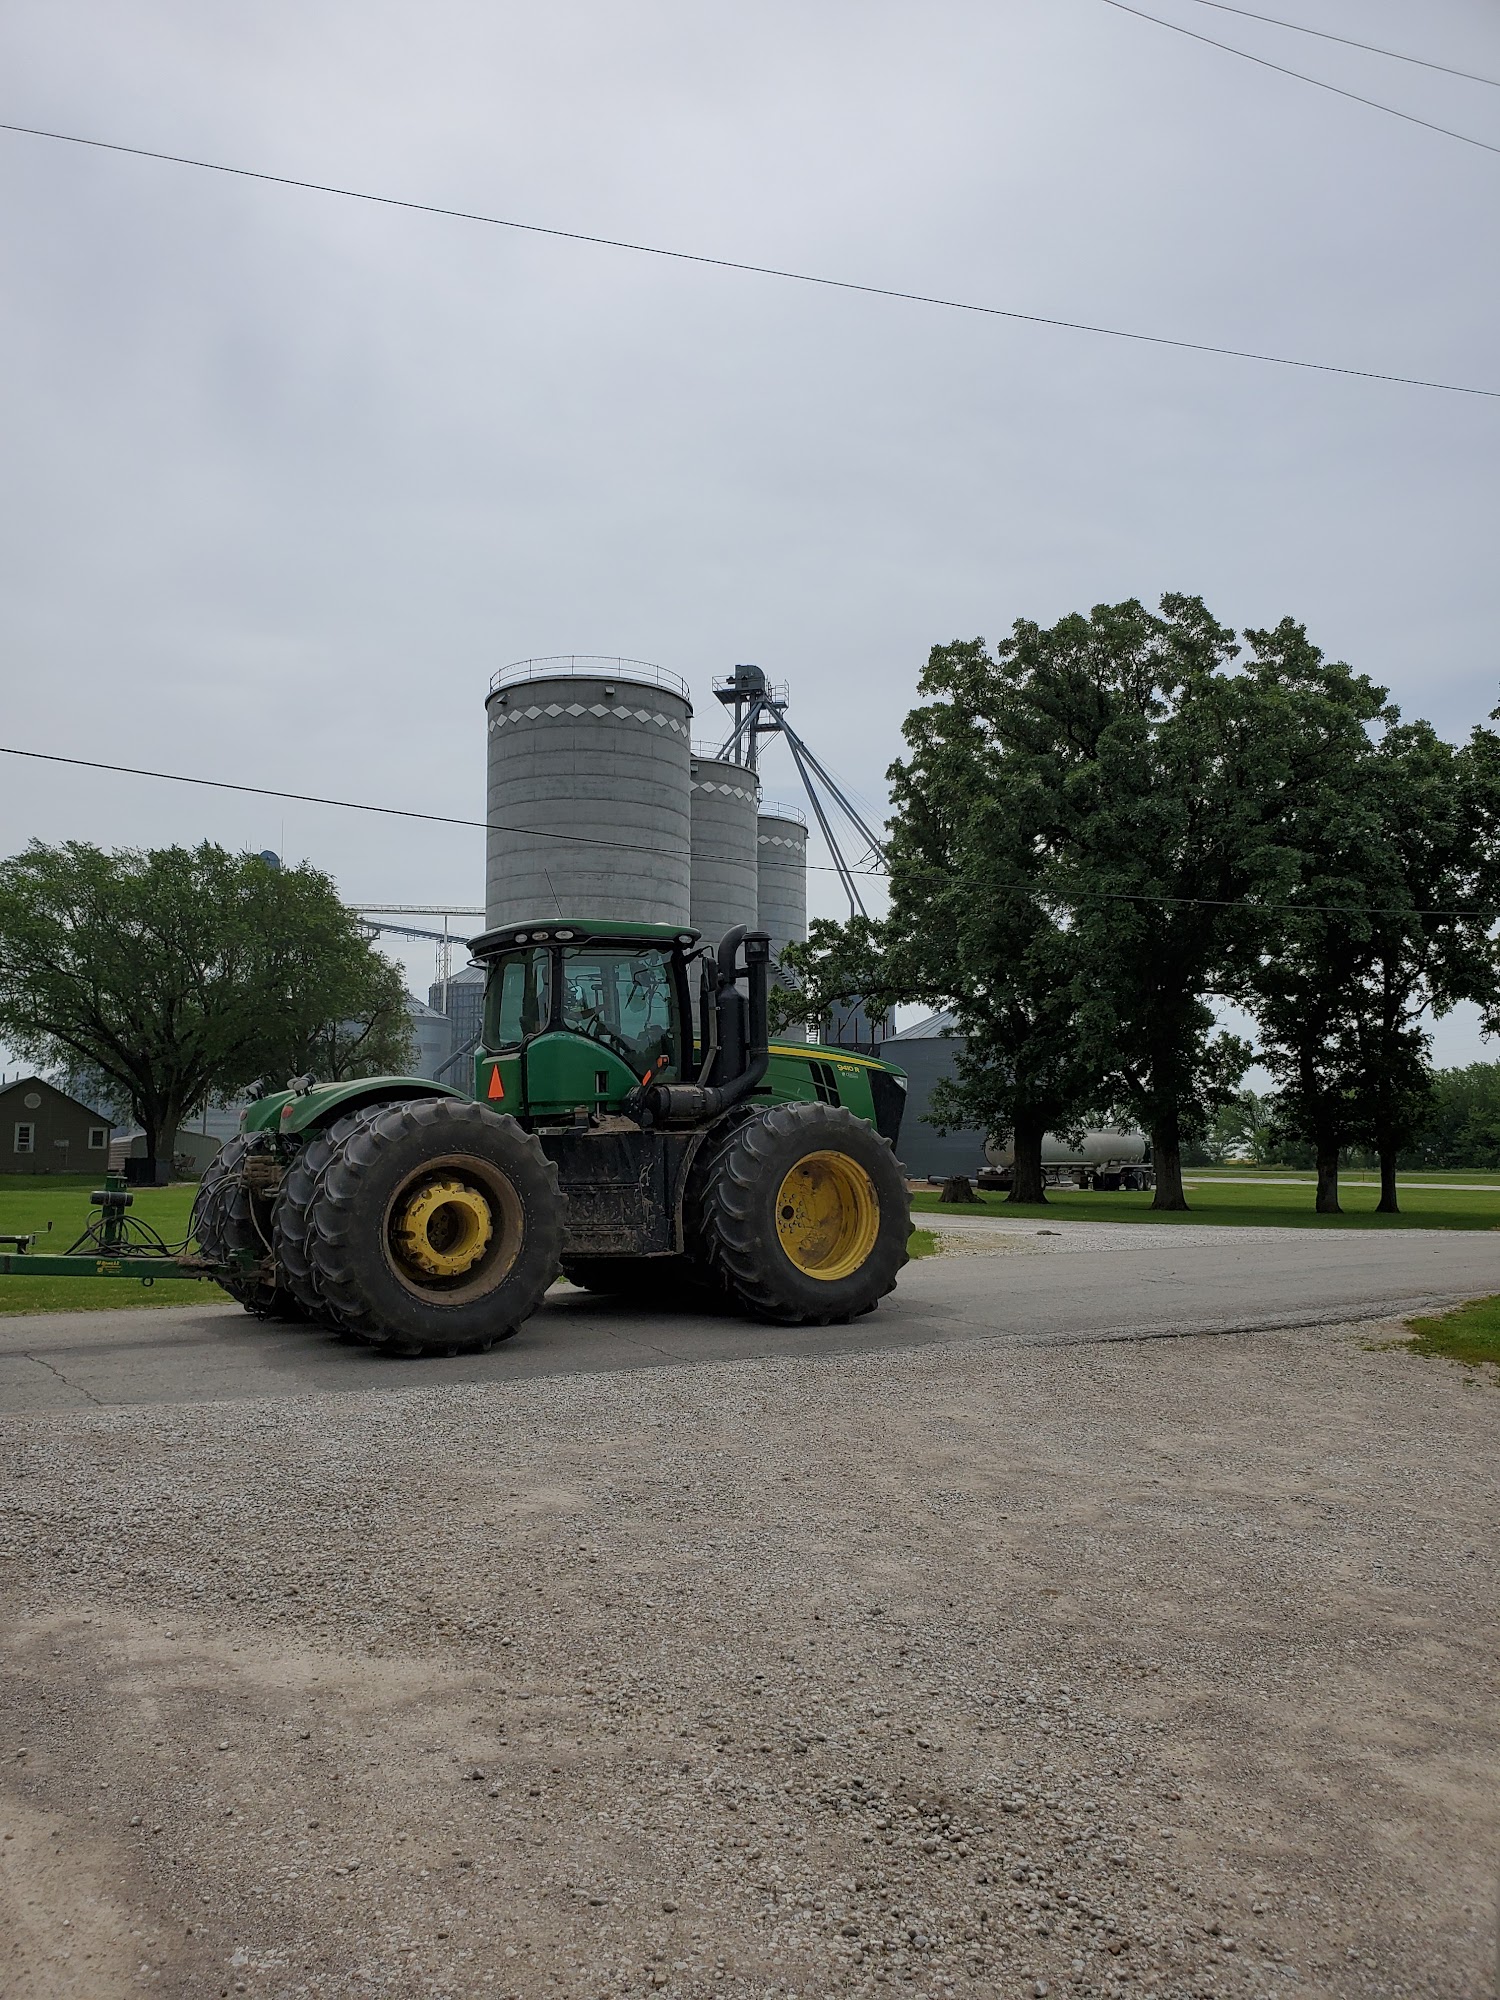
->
[484,947,553,1047]
[559,946,680,1078]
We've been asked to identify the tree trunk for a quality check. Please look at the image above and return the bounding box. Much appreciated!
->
[1150,1109,1188,1211]
[1315,1142,1341,1214]
[1006,1109,1048,1205]
[141,1092,191,1181]
[1376,1143,1399,1214]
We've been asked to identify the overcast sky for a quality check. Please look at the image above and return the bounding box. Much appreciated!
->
[1,0,1496,1068]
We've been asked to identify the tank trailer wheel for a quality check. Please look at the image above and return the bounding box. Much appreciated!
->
[692,1101,910,1325]
[305,1097,564,1355]
[195,1135,308,1323]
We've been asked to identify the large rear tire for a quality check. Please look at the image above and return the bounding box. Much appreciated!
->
[195,1136,307,1322]
[305,1098,564,1354]
[272,1113,368,1330]
[691,1102,910,1325]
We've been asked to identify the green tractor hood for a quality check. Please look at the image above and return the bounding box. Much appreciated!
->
[242,1076,463,1139]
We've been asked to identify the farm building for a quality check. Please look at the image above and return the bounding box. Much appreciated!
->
[0,1076,113,1176]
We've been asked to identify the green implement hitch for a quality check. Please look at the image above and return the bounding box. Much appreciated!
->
[0,1175,256,1287]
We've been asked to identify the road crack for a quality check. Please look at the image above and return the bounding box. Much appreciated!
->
[21,1350,105,1406]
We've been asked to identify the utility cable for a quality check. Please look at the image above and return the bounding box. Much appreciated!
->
[3,743,1494,920]
[1101,0,1500,155]
[0,118,1495,399]
[1077,888,1500,919]
[0,741,884,881]
[1187,0,1500,88]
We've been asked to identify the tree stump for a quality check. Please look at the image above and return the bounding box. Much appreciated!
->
[938,1174,976,1204]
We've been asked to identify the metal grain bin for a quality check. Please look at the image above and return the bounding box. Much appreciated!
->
[484,658,693,928]
[756,806,808,959]
[757,805,809,1041]
[689,749,760,949]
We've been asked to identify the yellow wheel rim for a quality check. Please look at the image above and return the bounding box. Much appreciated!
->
[390,1177,494,1280]
[774,1149,881,1282]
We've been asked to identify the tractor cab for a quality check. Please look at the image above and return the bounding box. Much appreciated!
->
[468,916,908,1151]
[468,919,702,1124]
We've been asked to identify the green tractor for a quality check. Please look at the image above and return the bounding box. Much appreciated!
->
[190,919,912,1355]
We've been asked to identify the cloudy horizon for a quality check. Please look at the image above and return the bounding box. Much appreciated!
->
[2,0,1495,1069]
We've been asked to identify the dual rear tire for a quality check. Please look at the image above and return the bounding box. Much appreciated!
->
[195,1136,307,1322]
[201,1099,563,1356]
[303,1099,563,1355]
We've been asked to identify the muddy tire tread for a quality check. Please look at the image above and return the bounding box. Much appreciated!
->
[196,1136,306,1321]
[272,1111,372,1330]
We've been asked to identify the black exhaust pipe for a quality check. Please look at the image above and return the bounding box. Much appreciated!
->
[630,929,771,1128]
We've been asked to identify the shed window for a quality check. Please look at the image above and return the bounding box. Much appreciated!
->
[13,1123,35,1155]
[88,1127,108,1151]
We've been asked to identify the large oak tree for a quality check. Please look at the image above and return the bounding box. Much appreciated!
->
[0,842,413,1165]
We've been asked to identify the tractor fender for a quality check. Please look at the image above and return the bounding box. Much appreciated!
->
[243,1077,465,1140]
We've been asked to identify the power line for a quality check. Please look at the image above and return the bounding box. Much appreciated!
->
[0,741,883,880]
[1101,0,1500,155]
[3,743,1493,920]
[1187,0,1500,88]
[1082,888,1499,919]
[0,117,1495,400]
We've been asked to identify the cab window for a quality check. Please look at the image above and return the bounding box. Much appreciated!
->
[485,948,553,1047]
[559,946,679,1077]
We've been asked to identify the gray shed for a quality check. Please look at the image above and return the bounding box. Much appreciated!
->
[880,1012,989,1180]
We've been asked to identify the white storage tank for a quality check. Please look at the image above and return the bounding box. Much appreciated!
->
[484,658,693,928]
[984,1129,1148,1169]
[689,748,760,950]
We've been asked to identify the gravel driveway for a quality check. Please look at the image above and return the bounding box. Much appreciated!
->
[2,1315,1497,2000]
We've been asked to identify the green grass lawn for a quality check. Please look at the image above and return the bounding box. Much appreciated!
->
[1186,1164,1500,1185]
[1403,1296,1500,1372]
[911,1178,1500,1231]
[0,1174,215,1314]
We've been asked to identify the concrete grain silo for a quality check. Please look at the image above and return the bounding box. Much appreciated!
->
[689,750,760,949]
[756,805,808,958]
[484,658,693,929]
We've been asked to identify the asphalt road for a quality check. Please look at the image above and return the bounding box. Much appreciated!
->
[2,1221,1495,1413]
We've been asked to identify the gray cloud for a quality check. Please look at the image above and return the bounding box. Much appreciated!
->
[1,0,1495,1050]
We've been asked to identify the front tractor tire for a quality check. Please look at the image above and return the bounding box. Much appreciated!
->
[692,1101,910,1325]
[304,1098,564,1355]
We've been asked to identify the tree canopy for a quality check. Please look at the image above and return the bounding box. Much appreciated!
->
[789,595,1500,1212]
[0,841,413,1160]
[1408,1064,1500,1170]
